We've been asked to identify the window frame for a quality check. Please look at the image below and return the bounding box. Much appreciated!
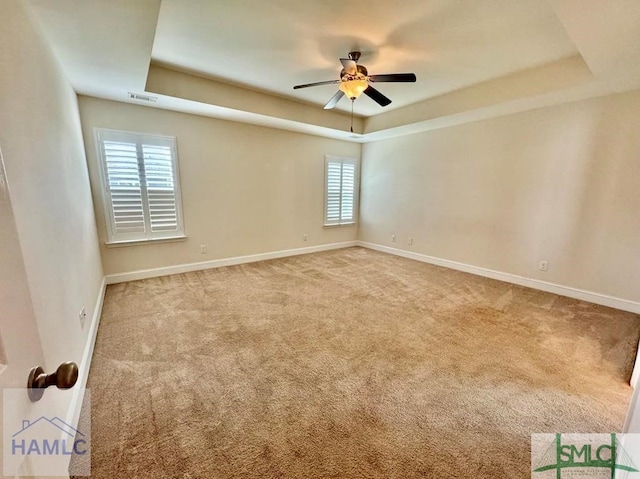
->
[94,128,185,245]
[323,155,359,227]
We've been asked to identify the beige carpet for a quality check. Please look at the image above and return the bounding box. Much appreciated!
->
[74,247,640,478]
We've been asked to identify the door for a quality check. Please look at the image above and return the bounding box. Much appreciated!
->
[0,150,75,478]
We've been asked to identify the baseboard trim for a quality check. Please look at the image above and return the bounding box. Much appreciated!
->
[105,241,359,284]
[65,276,106,430]
[357,241,640,315]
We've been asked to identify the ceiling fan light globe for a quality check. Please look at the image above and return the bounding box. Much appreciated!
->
[339,79,368,100]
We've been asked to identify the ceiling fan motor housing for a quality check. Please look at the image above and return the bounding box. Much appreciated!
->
[340,65,368,82]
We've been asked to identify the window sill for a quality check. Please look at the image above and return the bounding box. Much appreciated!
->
[105,236,188,248]
[323,222,356,228]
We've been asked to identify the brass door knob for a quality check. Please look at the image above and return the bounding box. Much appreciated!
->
[27,361,79,402]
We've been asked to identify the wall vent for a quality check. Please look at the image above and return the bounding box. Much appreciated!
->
[127,92,157,103]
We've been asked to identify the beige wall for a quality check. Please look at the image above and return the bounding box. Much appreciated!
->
[360,91,640,303]
[78,97,361,276]
[0,0,103,373]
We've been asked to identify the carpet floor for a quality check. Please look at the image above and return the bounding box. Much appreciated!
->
[74,247,640,478]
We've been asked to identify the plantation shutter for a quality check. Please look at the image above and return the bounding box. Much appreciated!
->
[325,161,343,224]
[103,141,146,235]
[340,162,356,222]
[324,156,359,226]
[142,144,179,232]
[96,129,184,243]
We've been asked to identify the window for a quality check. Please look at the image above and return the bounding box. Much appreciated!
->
[324,156,359,226]
[95,128,184,244]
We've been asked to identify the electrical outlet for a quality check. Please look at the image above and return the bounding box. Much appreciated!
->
[79,307,87,329]
[200,244,207,254]
[303,233,308,242]
[538,260,548,272]
[408,237,414,245]
[391,235,397,242]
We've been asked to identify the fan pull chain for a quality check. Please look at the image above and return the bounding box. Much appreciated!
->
[350,99,354,133]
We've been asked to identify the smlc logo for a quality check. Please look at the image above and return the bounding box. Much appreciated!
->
[11,417,87,457]
[532,433,639,478]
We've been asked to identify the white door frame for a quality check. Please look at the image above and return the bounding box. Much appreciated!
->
[624,385,639,433]
[631,342,640,390]
[624,342,640,432]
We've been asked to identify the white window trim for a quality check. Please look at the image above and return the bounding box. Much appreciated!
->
[324,155,359,227]
[95,128,186,245]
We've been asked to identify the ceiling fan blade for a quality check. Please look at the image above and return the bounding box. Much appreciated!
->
[323,90,345,110]
[368,73,417,83]
[293,80,339,90]
[364,86,392,107]
[340,58,357,75]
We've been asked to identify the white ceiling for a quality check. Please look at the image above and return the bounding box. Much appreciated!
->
[151,0,577,117]
[25,0,640,142]
[27,0,160,99]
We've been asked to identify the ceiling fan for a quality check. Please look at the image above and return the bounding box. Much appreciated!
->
[293,51,417,110]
